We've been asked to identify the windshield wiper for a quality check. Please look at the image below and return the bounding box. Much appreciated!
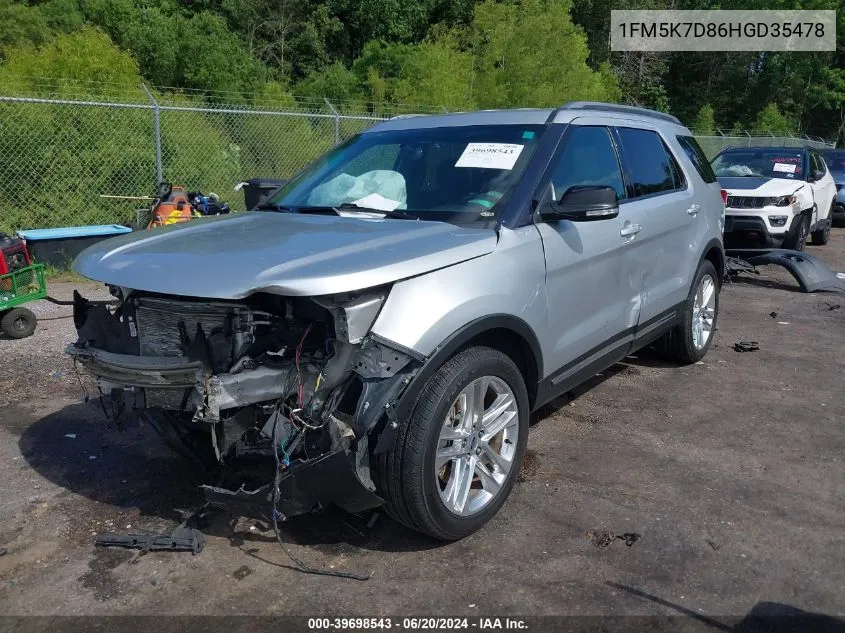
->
[335,203,418,220]
[258,203,418,219]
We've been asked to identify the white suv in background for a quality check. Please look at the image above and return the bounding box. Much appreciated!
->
[713,146,836,250]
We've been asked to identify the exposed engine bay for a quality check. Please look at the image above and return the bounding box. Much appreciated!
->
[67,286,420,522]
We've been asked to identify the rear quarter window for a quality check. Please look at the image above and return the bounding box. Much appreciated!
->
[676,135,717,183]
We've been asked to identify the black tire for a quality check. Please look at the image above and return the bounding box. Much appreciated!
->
[373,346,529,540]
[659,260,720,364]
[1,307,37,339]
[784,214,809,251]
[810,206,833,245]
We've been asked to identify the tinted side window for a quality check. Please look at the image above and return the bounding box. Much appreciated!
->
[676,135,717,183]
[548,126,625,201]
[616,128,683,198]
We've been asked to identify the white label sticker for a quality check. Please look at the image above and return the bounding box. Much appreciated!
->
[351,193,402,211]
[772,162,797,174]
[455,143,524,170]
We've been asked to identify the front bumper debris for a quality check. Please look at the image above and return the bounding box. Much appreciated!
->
[202,448,384,520]
[67,288,421,526]
[726,248,845,293]
[68,345,202,388]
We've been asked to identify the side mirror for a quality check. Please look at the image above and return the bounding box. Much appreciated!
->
[538,185,619,222]
[811,169,825,182]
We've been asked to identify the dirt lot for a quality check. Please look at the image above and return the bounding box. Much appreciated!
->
[1,233,844,626]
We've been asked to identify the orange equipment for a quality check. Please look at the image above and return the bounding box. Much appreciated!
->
[147,184,199,228]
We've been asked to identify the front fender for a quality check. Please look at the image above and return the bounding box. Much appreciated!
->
[370,225,548,361]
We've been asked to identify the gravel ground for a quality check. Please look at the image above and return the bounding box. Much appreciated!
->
[0,281,110,407]
[1,234,844,626]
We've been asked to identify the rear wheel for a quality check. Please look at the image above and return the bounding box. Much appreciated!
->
[659,260,719,364]
[1,307,37,339]
[374,346,529,540]
[784,214,809,251]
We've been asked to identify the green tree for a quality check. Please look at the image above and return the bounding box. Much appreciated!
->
[691,104,716,135]
[0,0,50,50]
[471,0,619,109]
[753,103,792,135]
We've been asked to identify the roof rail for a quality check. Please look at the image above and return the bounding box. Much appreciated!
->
[557,102,682,125]
[390,113,428,120]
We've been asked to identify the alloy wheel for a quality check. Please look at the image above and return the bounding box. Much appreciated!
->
[692,274,716,350]
[435,376,520,516]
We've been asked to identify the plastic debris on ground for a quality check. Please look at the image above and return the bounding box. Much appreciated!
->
[95,526,204,556]
[733,341,760,352]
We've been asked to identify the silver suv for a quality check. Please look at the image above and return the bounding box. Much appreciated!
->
[69,102,725,540]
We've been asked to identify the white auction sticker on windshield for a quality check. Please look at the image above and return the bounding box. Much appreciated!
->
[455,143,524,170]
[772,162,797,174]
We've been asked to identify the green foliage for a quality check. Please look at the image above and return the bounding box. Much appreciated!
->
[236,83,332,179]
[753,103,793,135]
[299,0,617,110]
[0,0,843,235]
[471,0,618,108]
[0,0,840,142]
[0,27,142,95]
[0,0,49,49]
[692,104,716,135]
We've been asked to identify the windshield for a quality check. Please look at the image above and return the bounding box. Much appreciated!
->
[823,151,845,173]
[712,149,804,180]
[264,124,545,225]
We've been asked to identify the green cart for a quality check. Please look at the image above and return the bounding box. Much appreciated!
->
[0,264,46,339]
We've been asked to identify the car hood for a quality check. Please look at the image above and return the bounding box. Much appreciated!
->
[717,177,805,197]
[73,212,498,299]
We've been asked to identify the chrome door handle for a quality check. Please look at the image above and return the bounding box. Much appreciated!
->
[687,204,701,216]
[620,223,642,237]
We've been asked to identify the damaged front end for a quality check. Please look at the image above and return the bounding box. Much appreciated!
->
[68,287,420,521]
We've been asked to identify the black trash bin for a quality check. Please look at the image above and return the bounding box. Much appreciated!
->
[242,178,287,210]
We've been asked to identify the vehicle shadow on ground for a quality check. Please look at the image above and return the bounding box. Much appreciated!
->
[17,402,442,554]
[726,275,804,294]
[531,351,675,426]
[607,583,845,632]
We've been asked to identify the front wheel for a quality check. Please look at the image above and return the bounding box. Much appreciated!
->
[811,205,833,245]
[374,346,529,540]
[659,260,720,364]
[784,214,809,251]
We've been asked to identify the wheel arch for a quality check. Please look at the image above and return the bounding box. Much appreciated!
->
[398,315,543,417]
[700,238,725,278]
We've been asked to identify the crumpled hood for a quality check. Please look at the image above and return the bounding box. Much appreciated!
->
[73,212,498,299]
[717,176,805,197]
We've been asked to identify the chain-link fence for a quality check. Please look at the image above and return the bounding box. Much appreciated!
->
[693,130,834,159]
[0,91,837,234]
[0,92,386,233]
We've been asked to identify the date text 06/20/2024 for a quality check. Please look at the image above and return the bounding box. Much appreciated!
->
[307,617,529,630]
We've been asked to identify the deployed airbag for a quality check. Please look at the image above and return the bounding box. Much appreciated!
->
[307,170,407,210]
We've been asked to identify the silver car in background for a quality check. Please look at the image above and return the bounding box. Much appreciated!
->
[68,102,725,540]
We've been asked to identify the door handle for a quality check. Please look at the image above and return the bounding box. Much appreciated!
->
[687,204,701,216]
[620,223,641,237]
